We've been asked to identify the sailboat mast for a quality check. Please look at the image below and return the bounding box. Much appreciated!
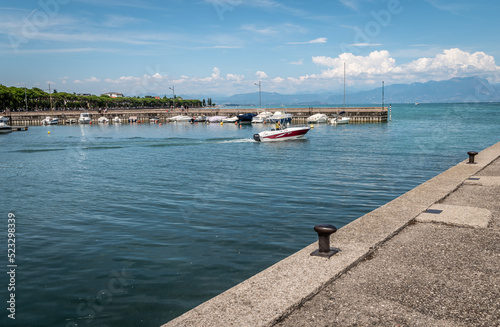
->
[343,62,346,108]
[48,83,53,111]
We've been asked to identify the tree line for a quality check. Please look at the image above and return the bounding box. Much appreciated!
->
[0,85,208,112]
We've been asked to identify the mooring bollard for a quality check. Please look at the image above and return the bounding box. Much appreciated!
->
[310,224,340,258]
[467,151,478,164]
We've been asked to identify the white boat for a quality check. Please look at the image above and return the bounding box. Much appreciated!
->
[112,116,122,123]
[266,111,292,124]
[222,116,239,123]
[194,116,207,122]
[253,125,310,142]
[330,116,350,124]
[251,111,273,123]
[168,115,192,122]
[66,118,77,124]
[0,122,12,133]
[128,116,138,123]
[79,113,92,124]
[307,114,329,123]
[41,116,59,125]
[0,116,9,123]
[207,116,227,123]
[98,117,109,124]
[150,117,159,123]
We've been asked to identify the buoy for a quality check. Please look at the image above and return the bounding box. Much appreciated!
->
[310,124,314,129]
[234,121,237,125]
[239,124,242,128]
[159,123,162,126]
[220,122,223,126]
[48,131,50,134]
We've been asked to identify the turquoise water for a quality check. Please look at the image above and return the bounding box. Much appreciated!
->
[1,103,499,326]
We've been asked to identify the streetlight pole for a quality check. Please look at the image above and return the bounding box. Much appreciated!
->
[169,86,175,109]
[254,81,261,108]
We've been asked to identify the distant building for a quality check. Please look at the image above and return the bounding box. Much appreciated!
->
[76,93,92,96]
[154,96,160,100]
[102,92,124,98]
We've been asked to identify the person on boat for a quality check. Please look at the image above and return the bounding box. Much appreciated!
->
[275,121,281,130]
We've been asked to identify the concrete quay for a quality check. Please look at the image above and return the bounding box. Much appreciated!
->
[162,141,500,327]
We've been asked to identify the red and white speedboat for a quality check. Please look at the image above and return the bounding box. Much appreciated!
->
[253,126,311,142]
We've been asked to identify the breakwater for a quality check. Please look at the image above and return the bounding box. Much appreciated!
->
[5,107,387,125]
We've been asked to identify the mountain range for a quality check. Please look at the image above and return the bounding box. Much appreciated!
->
[210,76,500,106]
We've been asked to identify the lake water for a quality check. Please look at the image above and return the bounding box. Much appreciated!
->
[1,103,499,326]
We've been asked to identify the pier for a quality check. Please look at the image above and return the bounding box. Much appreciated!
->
[162,141,500,327]
[5,107,387,126]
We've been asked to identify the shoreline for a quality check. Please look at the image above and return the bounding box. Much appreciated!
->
[161,140,500,326]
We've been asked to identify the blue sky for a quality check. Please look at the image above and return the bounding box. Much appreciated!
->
[1,0,500,96]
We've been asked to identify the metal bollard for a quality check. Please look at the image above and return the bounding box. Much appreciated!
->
[467,151,478,164]
[310,224,340,258]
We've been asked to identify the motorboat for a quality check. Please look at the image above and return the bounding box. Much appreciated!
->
[253,125,310,142]
[128,116,138,123]
[331,116,350,124]
[222,116,239,123]
[168,115,192,122]
[194,116,207,123]
[79,113,92,124]
[207,116,227,123]
[330,111,350,125]
[112,116,122,123]
[98,117,109,124]
[251,111,273,123]
[266,111,292,124]
[0,122,12,133]
[307,114,329,123]
[41,116,59,125]
[149,117,159,123]
[66,118,77,124]
[237,113,257,124]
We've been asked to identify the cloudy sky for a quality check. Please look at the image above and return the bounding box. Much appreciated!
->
[1,0,500,96]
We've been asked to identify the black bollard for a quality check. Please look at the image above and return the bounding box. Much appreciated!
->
[467,151,478,164]
[310,224,340,258]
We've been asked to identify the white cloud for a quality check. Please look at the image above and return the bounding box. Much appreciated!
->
[289,59,303,65]
[256,71,269,79]
[339,0,359,11]
[287,37,327,45]
[350,43,382,47]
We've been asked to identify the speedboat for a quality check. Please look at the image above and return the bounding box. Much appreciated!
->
[238,113,257,124]
[207,116,227,123]
[251,111,273,123]
[98,117,109,124]
[79,113,92,124]
[0,122,12,133]
[307,114,329,123]
[266,111,292,124]
[41,116,59,125]
[168,115,192,122]
[112,116,122,123]
[253,125,310,142]
[222,116,239,123]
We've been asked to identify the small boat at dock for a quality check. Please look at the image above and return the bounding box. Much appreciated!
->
[98,117,109,124]
[222,116,239,123]
[168,115,192,122]
[0,122,12,133]
[251,111,273,123]
[238,113,257,124]
[41,116,59,125]
[307,114,329,123]
[79,113,92,124]
[207,116,227,123]
[266,111,292,124]
[112,116,122,123]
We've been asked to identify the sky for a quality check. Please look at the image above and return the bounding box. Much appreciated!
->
[1,0,500,97]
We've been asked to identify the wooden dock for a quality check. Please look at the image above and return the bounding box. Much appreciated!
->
[6,107,388,126]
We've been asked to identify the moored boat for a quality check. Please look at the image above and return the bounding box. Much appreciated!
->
[79,113,92,124]
[266,111,292,124]
[112,116,122,123]
[222,116,239,123]
[253,125,310,142]
[251,111,273,123]
[330,111,350,125]
[98,117,109,124]
[128,116,138,123]
[168,115,192,122]
[0,122,12,133]
[41,116,59,125]
[207,116,227,123]
[307,113,329,123]
[238,113,257,124]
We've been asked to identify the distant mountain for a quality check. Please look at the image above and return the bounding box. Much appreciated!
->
[213,76,500,105]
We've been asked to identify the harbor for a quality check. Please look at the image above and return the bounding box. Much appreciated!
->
[4,106,388,126]
[1,103,499,327]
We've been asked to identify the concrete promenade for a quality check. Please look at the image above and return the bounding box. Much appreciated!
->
[162,141,500,327]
